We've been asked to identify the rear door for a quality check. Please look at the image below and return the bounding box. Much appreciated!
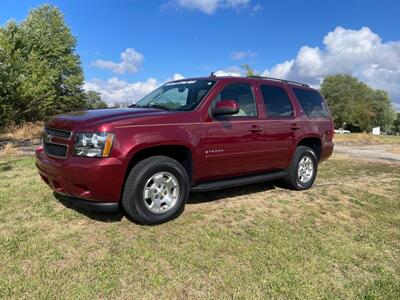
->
[291,87,334,157]
[200,81,267,180]
[259,83,299,170]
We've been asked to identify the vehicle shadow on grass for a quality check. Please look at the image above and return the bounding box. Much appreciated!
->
[0,160,16,172]
[53,180,283,223]
[188,180,281,205]
[54,192,124,223]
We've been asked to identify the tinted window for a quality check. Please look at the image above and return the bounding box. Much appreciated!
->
[214,83,257,117]
[293,88,329,118]
[261,85,293,117]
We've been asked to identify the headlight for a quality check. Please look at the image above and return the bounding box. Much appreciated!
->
[73,132,114,157]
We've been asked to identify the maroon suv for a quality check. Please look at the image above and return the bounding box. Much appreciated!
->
[36,76,334,224]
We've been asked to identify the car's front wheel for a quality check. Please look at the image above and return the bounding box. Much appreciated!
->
[122,156,190,225]
[285,146,318,190]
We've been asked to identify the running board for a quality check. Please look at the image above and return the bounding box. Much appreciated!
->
[191,170,287,192]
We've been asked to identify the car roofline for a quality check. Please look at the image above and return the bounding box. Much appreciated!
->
[167,75,312,89]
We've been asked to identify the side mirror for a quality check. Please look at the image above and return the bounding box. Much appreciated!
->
[212,100,239,116]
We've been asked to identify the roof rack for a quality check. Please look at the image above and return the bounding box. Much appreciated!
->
[246,75,309,87]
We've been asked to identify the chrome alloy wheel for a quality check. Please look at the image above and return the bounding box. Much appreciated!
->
[297,156,314,183]
[143,172,179,214]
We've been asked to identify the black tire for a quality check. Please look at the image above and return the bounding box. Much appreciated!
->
[122,156,190,225]
[285,146,318,190]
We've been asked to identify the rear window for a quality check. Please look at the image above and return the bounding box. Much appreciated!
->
[293,88,329,118]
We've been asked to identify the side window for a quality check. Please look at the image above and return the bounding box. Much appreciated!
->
[293,88,329,118]
[261,85,293,117]
[213,83,257,117]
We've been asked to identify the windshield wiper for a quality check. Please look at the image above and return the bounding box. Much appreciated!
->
[129,103,170,111]
[146,104,170,110]
[128,104,144,108]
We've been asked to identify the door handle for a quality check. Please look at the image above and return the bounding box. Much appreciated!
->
[290,123,301,130]
[248,125,263,133]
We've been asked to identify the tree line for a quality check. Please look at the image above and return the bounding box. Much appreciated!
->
[321,74,397,133]
[0,4,106,128]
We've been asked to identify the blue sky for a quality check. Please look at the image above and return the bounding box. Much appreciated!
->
[1,0,400,108]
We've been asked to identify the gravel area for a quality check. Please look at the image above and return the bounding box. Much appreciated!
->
[334,144,400,164]
[0,139,41,156]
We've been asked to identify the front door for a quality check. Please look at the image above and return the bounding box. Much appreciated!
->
[200,82,267,181]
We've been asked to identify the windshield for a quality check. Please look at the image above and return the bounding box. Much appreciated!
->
[133,80,216,111]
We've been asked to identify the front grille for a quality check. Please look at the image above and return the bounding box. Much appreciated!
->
[44,142,68,158]
[43,127,71,158]
[44,127,71,139]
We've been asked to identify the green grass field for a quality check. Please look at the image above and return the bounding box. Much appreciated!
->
[1,155,400,299]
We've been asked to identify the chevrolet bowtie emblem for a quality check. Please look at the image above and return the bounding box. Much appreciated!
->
[43,133,52,144]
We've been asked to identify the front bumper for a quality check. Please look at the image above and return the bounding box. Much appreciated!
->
[54,193,120,213]
[35,147,126,203]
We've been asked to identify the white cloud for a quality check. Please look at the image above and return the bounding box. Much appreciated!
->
[91,48,144,74]
[171,73,185,81]
[84,74,186,106]
[230,50,257,60]
[262,26,400,108]
[214,66,242,76]
[84,77,158,105]
[171,0,250,14]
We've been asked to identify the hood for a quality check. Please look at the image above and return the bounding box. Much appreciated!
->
[47,108,168,131]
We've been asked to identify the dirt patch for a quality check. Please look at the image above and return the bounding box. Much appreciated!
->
[0,122,43,156]
[0,143,22,156]
[0,139,40,156]
[334,144,400,164]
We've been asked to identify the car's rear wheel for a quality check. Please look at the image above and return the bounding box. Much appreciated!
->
[285,146,318,190]
[122,156,190,225]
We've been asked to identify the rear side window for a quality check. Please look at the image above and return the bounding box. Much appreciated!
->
[260,85,293,117]
[293,88,329,118]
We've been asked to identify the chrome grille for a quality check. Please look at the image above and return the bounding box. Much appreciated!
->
[43,127,71,158]
[44,142,68,158]
[44,127,71,139]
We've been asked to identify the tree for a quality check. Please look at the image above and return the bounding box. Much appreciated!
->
[0,21,25,127]
[242,64,256,77]
[393,113,400,134]
[320,74,395,132]
[371,89,395,133]
[0,4,85,127]
[84,91,108,109]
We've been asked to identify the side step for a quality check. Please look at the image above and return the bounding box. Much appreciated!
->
[191,170,287,192]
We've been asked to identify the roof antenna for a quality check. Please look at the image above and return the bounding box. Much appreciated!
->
[209,72,216,78]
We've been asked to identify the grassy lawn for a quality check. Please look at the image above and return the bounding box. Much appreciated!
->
[1,154,400,299]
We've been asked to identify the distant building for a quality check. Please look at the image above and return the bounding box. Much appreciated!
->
[372,127,381,135]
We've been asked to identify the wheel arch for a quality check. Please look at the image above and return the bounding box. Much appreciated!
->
[295,136,322,161]
[123,144,194,187]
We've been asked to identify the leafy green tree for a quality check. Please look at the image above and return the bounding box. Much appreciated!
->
[320,74,394,132]
[0,21,25,127]
[371,89,395,133]
[242,64,256,77]
[393,113,400,134]
[20,4,85,119]
[84,91,108,109]
[0,4,85,127]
